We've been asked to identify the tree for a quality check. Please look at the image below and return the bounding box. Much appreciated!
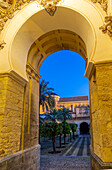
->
[39,80,55,112]
[45,109,59,122]
[39,80,55,143]
[45,109,63,151]
[40,122,62,153]
[57,123,63,148]
[62,121,71,143]
[69,123,77,139]
[58,107,72,144]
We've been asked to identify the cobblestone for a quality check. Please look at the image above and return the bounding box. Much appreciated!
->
[40,155,91,170]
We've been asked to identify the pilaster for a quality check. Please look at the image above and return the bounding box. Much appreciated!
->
[89,62,112,169]
[0,71,26,158]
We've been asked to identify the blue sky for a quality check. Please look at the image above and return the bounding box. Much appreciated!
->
[40,50,89,97]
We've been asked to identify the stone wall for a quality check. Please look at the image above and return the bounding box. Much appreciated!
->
[0,72,40,169]
[24,78,39,149]
[0,74,24,158]
[89,62,112,168]
[0,145,40,170]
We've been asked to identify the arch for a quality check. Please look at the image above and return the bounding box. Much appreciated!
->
[0,0,105,79]
[10,6,95,80]
[1,1,112,169]
[80,122,89,134]
[27,29,87,73]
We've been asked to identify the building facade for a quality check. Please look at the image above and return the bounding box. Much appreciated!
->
[40,94,90,135]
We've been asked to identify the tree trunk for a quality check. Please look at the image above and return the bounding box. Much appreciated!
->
[52,135,56,153]
[63,120,66,145]
[64,133,66,145]
[70,133,71,142]
[59,134,61,148]
[73,130,75,139]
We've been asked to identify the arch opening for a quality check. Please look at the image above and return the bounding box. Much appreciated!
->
[9,6,95,80]
[80,122,89,135]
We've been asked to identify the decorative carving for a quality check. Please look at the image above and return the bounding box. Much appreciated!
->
[0,0,34,31]
[0,0,63,31]
[100,16,112,37]
[0,40,6,49]
[91,0,107,13]
[26,63,41,82]
[40,0,62,16]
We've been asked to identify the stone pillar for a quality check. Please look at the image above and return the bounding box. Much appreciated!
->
[24,64,40,149]
[0,69,40,170]
[89,62,112,169]
[0,72,25,158]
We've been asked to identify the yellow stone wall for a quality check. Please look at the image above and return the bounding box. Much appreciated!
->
[40,96,89,114]
[24,78,39,149]
[0,74,24,158]
[58,100,89,110]
[0,72,40,160]
[90,62,112,162]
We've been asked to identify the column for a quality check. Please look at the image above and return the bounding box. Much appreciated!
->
[0,72,25,158]
[89,62,112,169]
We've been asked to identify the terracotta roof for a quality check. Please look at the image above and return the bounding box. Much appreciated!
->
[59,96,88,102]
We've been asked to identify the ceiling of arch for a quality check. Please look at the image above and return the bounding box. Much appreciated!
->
[27,29,87,72]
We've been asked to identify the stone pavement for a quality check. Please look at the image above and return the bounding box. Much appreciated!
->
[62,136,90,156]
[40,155,91,170]
[40,136,91,170]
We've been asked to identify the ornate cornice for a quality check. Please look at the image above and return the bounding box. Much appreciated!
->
[0,40,6,49]
[0,0,34,31]
[91,0,108,13]
[40,0,62,16]
[26,63,41,82]
[0,0,63,31]
[100,16,112,37]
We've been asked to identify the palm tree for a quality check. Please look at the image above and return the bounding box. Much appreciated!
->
[58,107,72,144]
[39,80,55,112]
[45,109,59,122]
[39,80,55,143]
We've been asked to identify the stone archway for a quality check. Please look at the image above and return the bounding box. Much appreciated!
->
[80,122,89,135]
[0,1,112,169]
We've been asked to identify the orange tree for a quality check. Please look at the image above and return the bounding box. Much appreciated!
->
[61,121,71,144]
[69,123,77,139]
[58,107,72,144]
[40,122,63,153]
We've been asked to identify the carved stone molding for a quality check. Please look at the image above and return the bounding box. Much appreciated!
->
[0,40,6,49]
[40,0,62,16]
[91,0,107,13]
[0,0,34,31]
[26,63,41,82]
[100,16,112,37]
[0,0,63,31]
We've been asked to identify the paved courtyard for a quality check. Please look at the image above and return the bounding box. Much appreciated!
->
[62,136,90,156]
[40,136,91,170]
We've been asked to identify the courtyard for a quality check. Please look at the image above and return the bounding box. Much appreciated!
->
[40,136,91,170]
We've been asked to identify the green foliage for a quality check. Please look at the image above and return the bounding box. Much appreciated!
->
[58,107,72,121]
[45,109,60,122]
[57,123,63,135]
[40,122,63,138]
[69,123,77,132]
[62,121,71,134]
[39,80,55,111]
